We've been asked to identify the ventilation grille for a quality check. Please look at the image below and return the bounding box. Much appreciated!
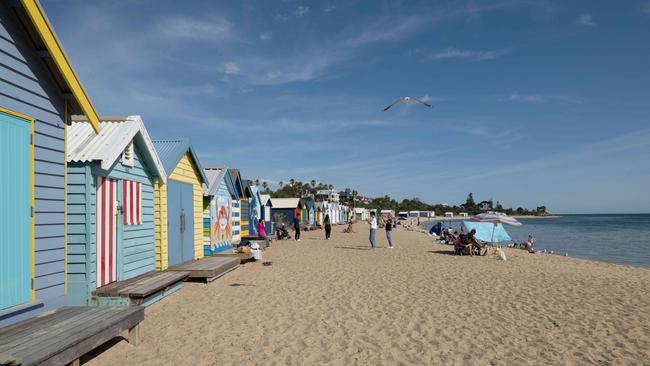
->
[122,141,134,167]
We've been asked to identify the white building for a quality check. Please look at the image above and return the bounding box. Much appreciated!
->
[315,189,339,203]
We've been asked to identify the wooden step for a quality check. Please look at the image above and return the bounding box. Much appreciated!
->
[0,306,144,366]
[93,270,190,299]
[167,256,240,283]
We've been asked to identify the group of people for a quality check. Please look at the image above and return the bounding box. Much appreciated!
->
[431,221,537,255]
[276,211,397,250]
[367,211,394,249]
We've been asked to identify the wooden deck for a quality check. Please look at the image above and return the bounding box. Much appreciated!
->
[93,271,190,306]
[212,251,254,264]
[167,256,240,283]
[0,306,144,366]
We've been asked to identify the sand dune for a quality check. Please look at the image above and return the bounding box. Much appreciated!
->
[85,226,650,365]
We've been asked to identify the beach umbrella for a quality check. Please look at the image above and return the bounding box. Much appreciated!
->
[471,212,522,243]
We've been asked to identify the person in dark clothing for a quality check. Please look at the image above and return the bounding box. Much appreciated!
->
[324,214,332,240]
[294,216,301,241]
[467,229,486,255]
[384,216,394,248]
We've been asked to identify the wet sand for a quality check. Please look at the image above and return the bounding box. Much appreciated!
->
[86,226,650,365]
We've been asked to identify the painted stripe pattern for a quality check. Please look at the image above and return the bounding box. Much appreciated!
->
[96,176,117,288]
[122,180,142,225]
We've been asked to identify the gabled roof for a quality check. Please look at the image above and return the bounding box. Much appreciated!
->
[259,194,272,207]
[67,115,166,181]
[228,168,247,198]
[12,0,99,132]
[203,166,237,198]
[270,198,301,209]
[244,182,260,202]
[152,139,208,184]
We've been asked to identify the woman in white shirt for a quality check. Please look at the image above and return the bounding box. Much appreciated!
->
[368,212,377,249]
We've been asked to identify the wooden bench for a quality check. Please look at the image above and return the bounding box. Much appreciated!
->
[0,306,144,366]
[93,270,190,306]
[167,256,240,283]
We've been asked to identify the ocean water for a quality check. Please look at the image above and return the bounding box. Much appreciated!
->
[422,214,650,268]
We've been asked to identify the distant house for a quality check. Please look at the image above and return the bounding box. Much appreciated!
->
[444,212,454,218]
[270,198,302,226]
[315,189,339,203]
[479,200,494,211]
[459,212,469,217]
[355,208,369,221]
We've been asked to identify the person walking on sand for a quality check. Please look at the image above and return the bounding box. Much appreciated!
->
[324,214,332,240]
[368,211,377,249]
[293,215,301,242]
[384,215,394,248]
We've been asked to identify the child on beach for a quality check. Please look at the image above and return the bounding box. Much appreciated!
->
[346,219,355,233]
[324,214,332,240]
[368,212,377,249]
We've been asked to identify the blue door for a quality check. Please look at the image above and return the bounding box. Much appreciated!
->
[0,110,32,309]
[167,180,194,266]
[181,183,194,263]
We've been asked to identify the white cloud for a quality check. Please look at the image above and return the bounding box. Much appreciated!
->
[223,62,240,75]
[158,15,232,40]
[505,92,583,105]
[578,14,596,26]
[296,6,310,17]
[274,12,289,21]
[323,4,336,13]
[259,32,272,41]
[429,47,509,61]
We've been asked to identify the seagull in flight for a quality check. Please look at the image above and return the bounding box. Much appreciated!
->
[383,97,432,111]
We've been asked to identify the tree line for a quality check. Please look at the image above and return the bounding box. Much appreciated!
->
[257,178,549,216]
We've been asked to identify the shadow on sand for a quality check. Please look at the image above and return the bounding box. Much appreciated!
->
[335,246,372,251]
[428,250,457,256]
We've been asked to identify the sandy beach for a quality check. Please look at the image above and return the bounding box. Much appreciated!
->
[85,226,650,366]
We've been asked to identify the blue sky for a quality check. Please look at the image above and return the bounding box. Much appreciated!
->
[44,0,650,213]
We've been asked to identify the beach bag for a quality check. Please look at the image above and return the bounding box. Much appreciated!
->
[497,250,507,261]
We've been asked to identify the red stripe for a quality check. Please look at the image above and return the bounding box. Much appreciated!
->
[100,177,105,286]
[136,182,140,224]
[123,180,127,225]
[129,181,134,226]
[109,179,114,284]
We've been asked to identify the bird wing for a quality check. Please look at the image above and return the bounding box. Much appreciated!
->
[411,98,432,108]
[383,98,403,111]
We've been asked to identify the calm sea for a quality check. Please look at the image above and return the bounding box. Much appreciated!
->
[422,214,650,268]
